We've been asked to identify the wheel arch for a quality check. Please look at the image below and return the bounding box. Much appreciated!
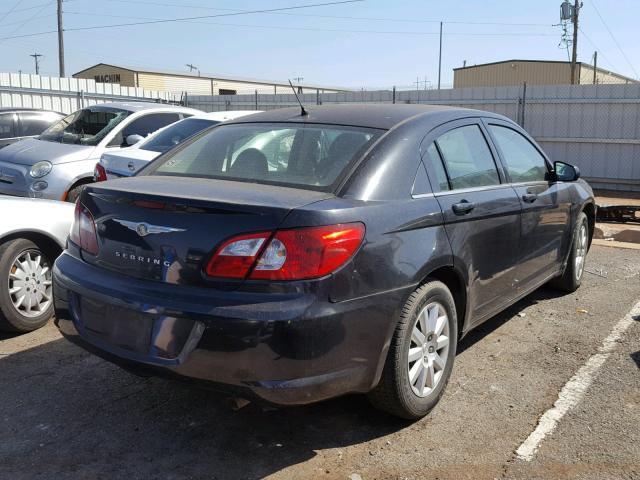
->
[581,201,596,248]
[419,265,468,339]
[0,230,64,264]
[63,176,94,202]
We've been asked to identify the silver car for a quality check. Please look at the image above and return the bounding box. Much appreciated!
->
[0,197,74,332]
[0,102,200,202]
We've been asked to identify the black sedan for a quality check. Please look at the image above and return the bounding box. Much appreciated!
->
[53,105,595,419]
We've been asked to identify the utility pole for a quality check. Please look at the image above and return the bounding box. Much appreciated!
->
[57,0,65,77]
[30,53,43,75]
[570,0,580,85]
[186,63,200,76]
[592,50,598,84]
[437,21,443,90]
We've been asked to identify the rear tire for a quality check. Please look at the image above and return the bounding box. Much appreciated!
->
[549,212,589,293]
[65,184,85,203]
[367,280,458,419]
[0,239,54,332]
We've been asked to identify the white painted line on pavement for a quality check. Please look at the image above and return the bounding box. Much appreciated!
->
[515,300,640,462]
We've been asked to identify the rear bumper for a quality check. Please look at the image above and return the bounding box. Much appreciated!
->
[53,253,408,405]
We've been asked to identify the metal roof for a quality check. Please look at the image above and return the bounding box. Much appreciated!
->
[453,59,638,83]
[73,63,350,92]
[223,104,494,130]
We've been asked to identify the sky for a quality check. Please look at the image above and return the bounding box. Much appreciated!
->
[0,0,638,90]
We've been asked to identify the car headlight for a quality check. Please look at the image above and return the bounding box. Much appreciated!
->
[30,161,52,178]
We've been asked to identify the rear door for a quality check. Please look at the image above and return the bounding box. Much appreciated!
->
[423,120,522,325]
[484,120,572,289]
[17,112,56,139]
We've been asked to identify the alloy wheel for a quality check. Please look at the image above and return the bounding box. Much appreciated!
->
[8,249,52,319]
[408,301,450,397]
[574,223,588,281]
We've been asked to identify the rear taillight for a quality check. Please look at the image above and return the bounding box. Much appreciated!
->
[94,163,107,182]
[205,232,269,278]
[205,223,365,281]
[70,202,99,255]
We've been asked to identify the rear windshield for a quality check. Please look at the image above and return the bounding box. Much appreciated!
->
[144,123,383,190]
[139,118,219,154]
[39,107,130,146]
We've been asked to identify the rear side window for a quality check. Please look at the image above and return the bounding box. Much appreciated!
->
[435,125,500,190]
[140,118,218,153]
[18,112,54,137]
[146,123,383,191]
[489,125,548,183]
[424,143,450,191]
[0,113,14,139]
[124,113,181,138]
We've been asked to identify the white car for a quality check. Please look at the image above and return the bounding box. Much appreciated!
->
[0,197,74,332]
[95,111,261,180]
[0,102,201,202]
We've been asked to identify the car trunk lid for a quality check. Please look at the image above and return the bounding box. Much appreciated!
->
[79,176,332,286]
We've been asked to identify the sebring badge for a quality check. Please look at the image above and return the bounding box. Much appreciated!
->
[112,219,185,237]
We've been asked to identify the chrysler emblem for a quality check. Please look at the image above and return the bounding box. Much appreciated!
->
[113,219,185,237]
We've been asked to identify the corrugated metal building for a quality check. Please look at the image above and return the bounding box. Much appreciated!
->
[453,60,637,88]
[73,63,347,95]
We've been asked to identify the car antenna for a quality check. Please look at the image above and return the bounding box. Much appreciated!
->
[288,79,308,116]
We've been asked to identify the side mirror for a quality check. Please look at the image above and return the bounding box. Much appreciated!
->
[125,134,144,146]
[554,161,580,182]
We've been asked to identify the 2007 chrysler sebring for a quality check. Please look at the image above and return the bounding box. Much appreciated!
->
[54,105,594,419]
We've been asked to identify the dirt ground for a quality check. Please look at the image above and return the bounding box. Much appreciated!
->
[1,245,639,480]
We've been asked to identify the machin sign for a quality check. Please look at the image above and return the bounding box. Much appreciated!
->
[94,73,121,84]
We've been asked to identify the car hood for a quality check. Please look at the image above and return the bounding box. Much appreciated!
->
[0,138,97,166]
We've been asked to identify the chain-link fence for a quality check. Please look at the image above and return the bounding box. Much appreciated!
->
[185,83,640,193]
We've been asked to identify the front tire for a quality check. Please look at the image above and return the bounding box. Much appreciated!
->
[550,212,589,293]
[0,239,54,332]
[367,280,458,419]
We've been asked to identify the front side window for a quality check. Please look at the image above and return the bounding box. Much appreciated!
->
[145,123,382,191]
[0,113,14,139]
[489,125,548,183]
[140,118,219,153]
[435,125,500,190]
[39,107,130,146]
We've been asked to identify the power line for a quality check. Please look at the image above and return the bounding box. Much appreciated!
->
[0,1,51,17]
[590,0,639,79]
[0,0,367,41]
[0,13,53,28]
[0,1,23,24]
[104,0,555,27]
[577,26,620,72]
[62,11,558,37]
[0,1,53,45]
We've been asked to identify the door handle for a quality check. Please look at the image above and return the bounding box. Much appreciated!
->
[452,201,475,215]
[522,193,538,203]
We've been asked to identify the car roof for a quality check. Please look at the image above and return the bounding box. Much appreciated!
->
[0,107,63,114]
[85,102,199,113]
[190,110,262,122]
[223,104,507,130]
